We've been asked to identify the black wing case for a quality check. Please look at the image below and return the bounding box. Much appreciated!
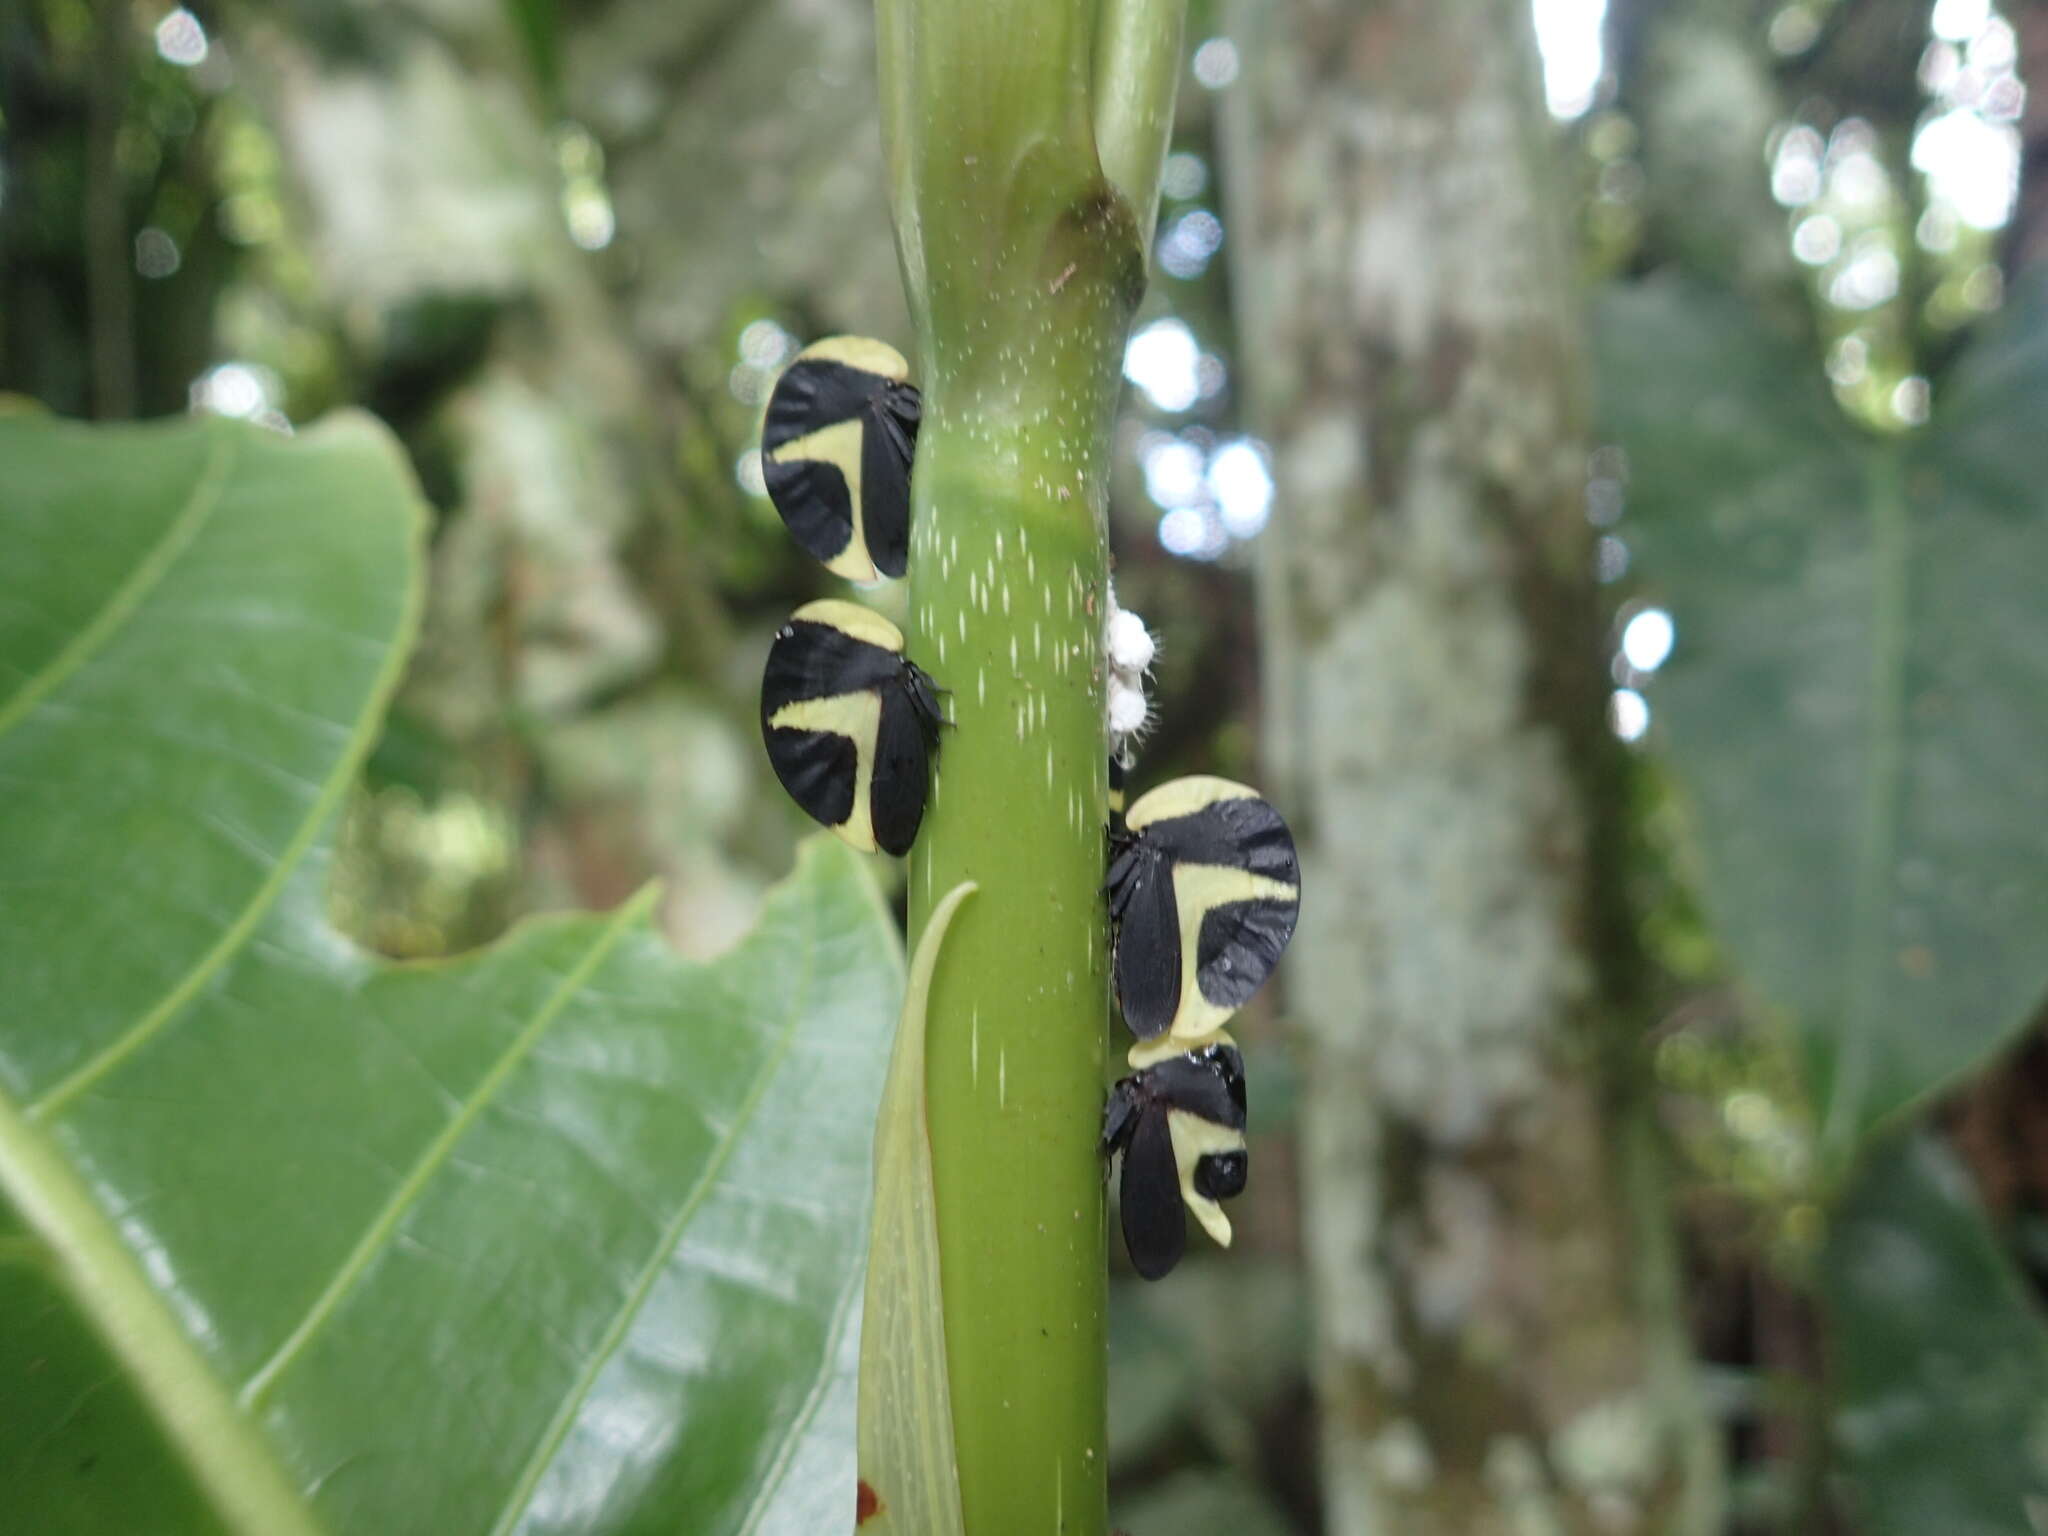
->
[1194,899,1299,1013]
[762,724,860,830]
[1109,849,1183,1040]
[760,618,901,833]
[867,682,932,857]
[762,360,886,572]
[858,386,919,579]
[1148,1048,1247,1131]
[1149,796,1300,1016]
[1118,1107,1187,1282]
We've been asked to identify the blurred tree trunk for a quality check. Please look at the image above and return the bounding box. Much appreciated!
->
[2008,0,2048,274]
[1609,0,1797,295]
[226,0,897,956]
[1222,3,1720,1532]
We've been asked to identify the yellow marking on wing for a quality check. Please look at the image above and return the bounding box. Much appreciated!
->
[1125,774,1261,832]
[790,598,905,654]
[768,419,876,582]
[769,689,883,853]
[1126,1029,1236,1073]
[799,335,910,380]
[1165,863,1299,1041]
[1167,1108,1246,1249]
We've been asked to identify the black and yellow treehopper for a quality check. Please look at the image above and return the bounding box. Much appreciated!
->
[1102,1040,1249,1281]
[1105,776,1301,1044]
[760,599,943,857]
[761,337,921,583]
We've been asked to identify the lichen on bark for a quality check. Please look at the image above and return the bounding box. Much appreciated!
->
[1222,1,1722,1531]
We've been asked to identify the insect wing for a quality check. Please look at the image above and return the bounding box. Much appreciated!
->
[762,341,918,581]
[763,713,863,834]
[1117,1105,1187,1282]
[868,681,933,857]
[1133,789,1299,1035]
[1148,1046,1246,1132]
[1188,795,1299,1011]
[857,385,918,578]
[1110,849,1183,1040]
[761,615,904,853]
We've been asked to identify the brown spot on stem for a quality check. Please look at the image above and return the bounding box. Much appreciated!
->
[856,1480,884,1525]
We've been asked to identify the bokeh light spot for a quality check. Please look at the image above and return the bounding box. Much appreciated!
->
[1532,0,1608,117]
[1209,439,1274,538]
[155,8,208,67]
[1192,38,1240,89]
[1609,688,1650,742]
[1124,319,1201,412]
[1621,608,1675,673]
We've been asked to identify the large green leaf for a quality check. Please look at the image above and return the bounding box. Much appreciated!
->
[1595,273,2048,1155]
[1823,1134,2048,1534]
[0,413,904,1534]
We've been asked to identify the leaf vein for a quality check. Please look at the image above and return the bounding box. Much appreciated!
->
[236,891,655,1411]
[485,878,828,1536]
[0,429,235,740]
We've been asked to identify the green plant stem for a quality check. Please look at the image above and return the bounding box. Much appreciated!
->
[874,1,1184,1530]
[910,416,1115,1533]
[1094,0,1188,263]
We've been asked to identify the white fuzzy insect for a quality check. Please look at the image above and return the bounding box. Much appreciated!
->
[1106,608,1155,675]
[1107,674,1151,739]
[1103,578,1158,755]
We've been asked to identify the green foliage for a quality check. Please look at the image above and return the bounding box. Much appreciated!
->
[1112,1468,1294,1536]
[1595,272,2048,1160]
[1823,1136,2048,1534]
[0,413,904,1534]
[501,0,563,107]
[1107,1259,1306,1476]
[1601,270,2048,1528]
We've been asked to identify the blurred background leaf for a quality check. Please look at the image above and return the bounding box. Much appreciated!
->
[1823,1133,2048,1536]
[1595,270,2048,1160]
[1112,1467,1296,1536]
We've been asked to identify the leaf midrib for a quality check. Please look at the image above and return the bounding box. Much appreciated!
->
[1825,442,1912,1159]
[24,427,415,1124]
[0,1082,328,1536]
[239,888,658,1411]
[0,418,428,1535]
